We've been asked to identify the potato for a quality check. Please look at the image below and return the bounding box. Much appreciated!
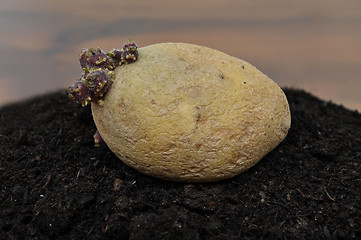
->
[91,43,291,182]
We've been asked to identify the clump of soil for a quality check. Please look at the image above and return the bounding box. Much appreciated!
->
[0,89,360,239]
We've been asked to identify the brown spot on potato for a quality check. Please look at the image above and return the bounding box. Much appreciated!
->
[194,143,202,150]
[118,98,126,112]
[195,106,202,123]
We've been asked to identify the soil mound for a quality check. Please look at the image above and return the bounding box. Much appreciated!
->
[1,89,360,239]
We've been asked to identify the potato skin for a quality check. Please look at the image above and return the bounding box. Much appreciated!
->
[91,43,291,182]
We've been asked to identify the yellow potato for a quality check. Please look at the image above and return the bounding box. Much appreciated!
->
[91,43,291,182]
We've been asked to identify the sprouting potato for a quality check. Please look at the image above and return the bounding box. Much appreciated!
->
[90,42,291,182]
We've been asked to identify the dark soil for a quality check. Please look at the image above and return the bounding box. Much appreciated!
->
[0,89,360,240]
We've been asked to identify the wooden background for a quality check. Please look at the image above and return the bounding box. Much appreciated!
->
[1,0,360,111]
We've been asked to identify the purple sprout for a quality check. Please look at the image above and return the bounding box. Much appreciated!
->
[121,49,138,64]
[121,39,139,64]
[83,69,113,101]
[68,80,92,107]
[93,130,104,146]
[79,47,115,70]
[107,49,123,66]
[69,39,138,106]
[122,39,138,51]
[108,39,139,65]
[68,39,139,145]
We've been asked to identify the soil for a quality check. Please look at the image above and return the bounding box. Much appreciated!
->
[0,89,360,240]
